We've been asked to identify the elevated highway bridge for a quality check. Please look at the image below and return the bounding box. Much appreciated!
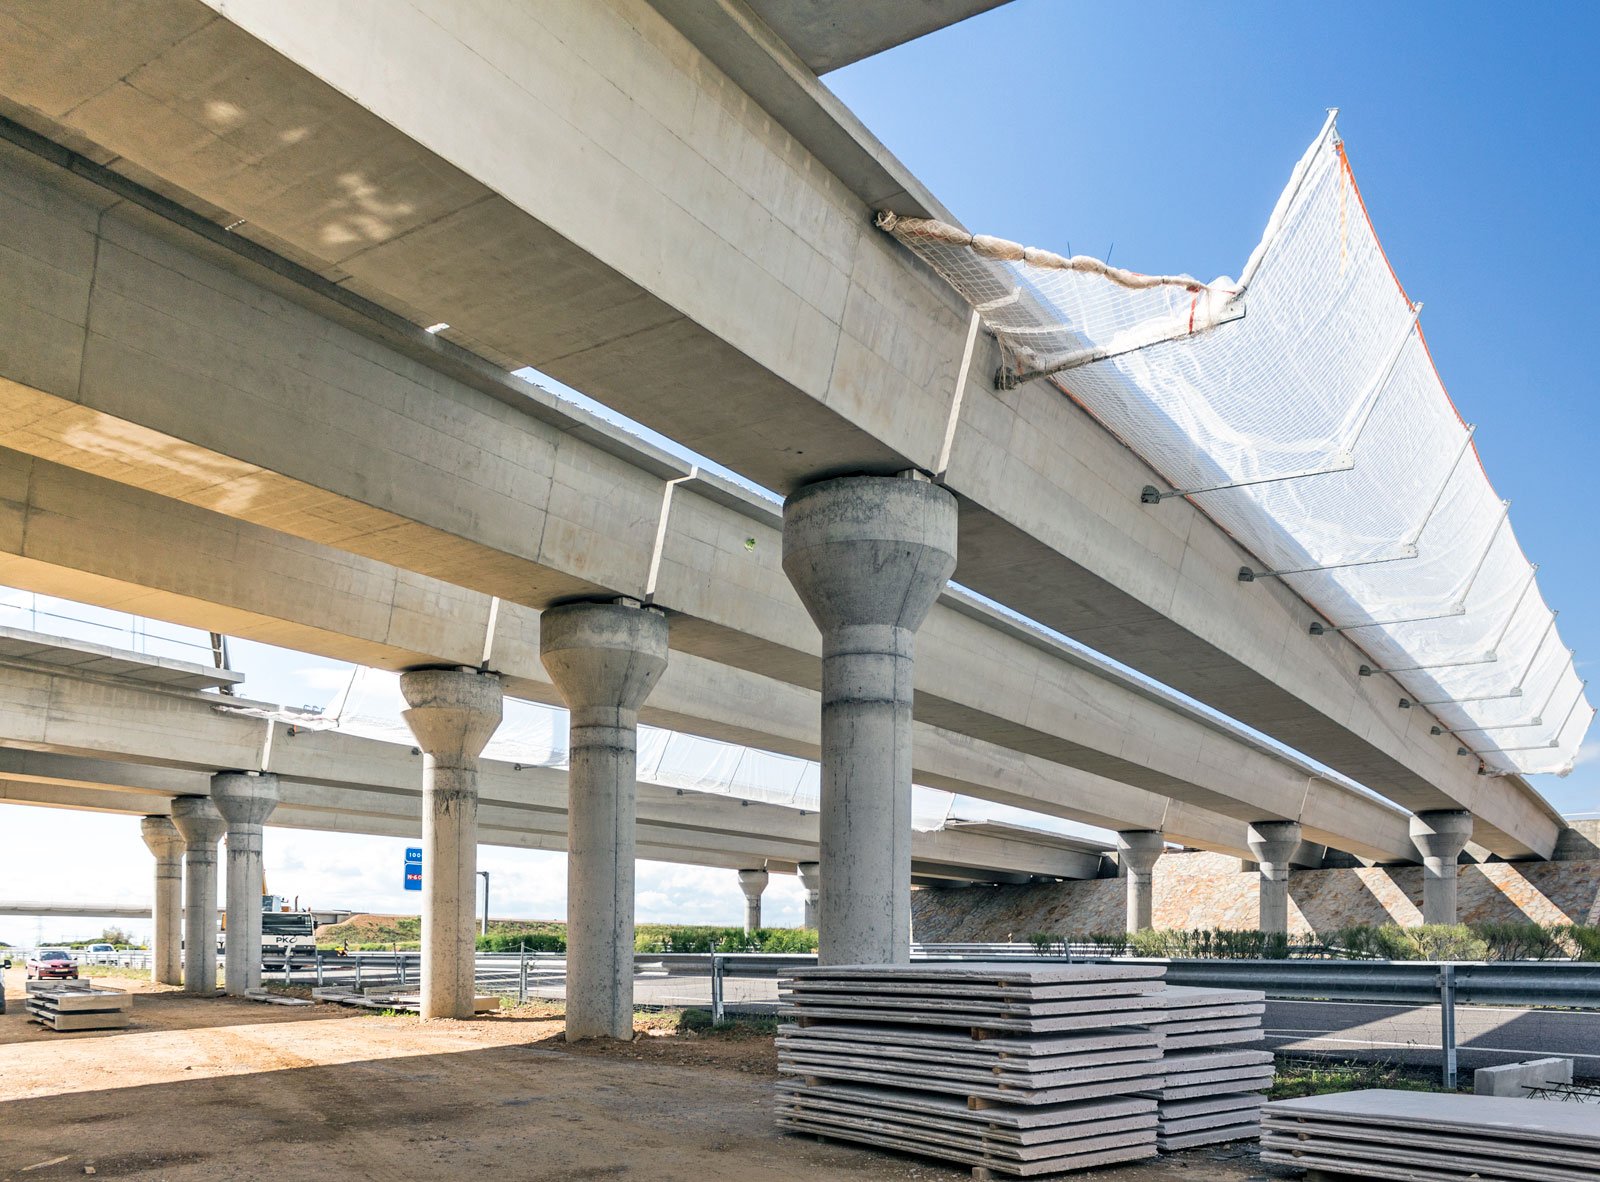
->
[0,0,1576,1031]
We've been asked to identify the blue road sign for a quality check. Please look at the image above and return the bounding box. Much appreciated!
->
[405,847,423,863]
[404,847,423,891]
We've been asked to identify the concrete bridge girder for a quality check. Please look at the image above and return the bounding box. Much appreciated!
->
[0,665,1103,882]
[0,162,1416,860]
[0,0,1556,858]
[0,777,1061,885]
[0,444,1362,864]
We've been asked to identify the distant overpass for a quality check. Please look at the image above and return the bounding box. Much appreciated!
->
[0,901,150,920]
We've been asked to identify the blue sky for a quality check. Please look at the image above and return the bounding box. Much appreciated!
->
[825,0,1599,814]
[3,3,1596,944]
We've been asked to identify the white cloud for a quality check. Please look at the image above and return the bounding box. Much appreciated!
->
[294,667,358,692]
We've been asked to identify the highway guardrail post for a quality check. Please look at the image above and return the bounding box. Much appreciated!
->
[1440,963,1458,1089]
[711,954,724,1024]
[518,943,528,1003]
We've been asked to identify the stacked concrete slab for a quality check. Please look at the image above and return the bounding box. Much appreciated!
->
[775,963,1172,1175]
[1139,985,1270,1150]
[25,982,133,1031]
[1261,1089,1600,1180]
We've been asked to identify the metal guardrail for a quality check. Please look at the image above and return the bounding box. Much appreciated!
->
[1155,958,1600,1008]
[17,943,1597,1087]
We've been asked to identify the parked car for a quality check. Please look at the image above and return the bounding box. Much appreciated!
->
[84,943,117,964]
[25,949,79,980]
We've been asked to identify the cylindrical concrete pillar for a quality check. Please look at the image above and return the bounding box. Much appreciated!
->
[737,868,769,934]
[797,861,821,931]
[140,816,184,986]
[1410,810,1474,925]
[1247,820,1303,935]
[540,600,669,1041]
[399,667,503,1020]
[783,473,958,966]
[1116,831,1165,933]
[211,772,280,996]
[169,796,226,993]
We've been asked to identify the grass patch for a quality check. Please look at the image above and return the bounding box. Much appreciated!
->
[675,1008,778,1037]
[1270,1056,1460,1100]
[78,965,152,982]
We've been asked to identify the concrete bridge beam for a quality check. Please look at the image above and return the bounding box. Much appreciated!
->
[210,771,279,996]
[139,815,184,986]
[1248,820,1303,936]
[168,795,225,994]
[797,861,821,930]
[1411,810,1475,925]
[540,600,669,1041]
[783,474,958,965]
[737,868,769,933]
[1117,830,1165,933]
[399,668,503,1020]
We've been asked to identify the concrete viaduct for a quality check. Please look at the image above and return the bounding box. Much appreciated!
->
[0,1,1570,1030]
[0,637,1113,886]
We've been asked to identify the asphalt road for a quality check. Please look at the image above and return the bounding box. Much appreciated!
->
[1265,999,1600,1076]
[262,960,1600,1077]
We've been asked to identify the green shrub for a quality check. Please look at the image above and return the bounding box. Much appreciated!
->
[633,926,818,954]
[1567,925,1600,961]
[1324,925,1421,960]
[1084,931,1129,956]
[1474,922,1563,961]
[1406,924,1488,962]
[476,932,565,953]
[752,928,820,954]
[678,1008,715,1032]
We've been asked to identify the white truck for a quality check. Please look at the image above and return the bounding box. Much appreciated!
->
[221,895,319,961]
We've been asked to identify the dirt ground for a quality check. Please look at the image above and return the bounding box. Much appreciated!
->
[0,968,1293,1181]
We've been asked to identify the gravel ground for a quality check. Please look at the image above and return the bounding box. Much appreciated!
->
[0,968,1294,1181]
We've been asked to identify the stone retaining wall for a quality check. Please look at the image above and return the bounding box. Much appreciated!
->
[912,850,1600,941]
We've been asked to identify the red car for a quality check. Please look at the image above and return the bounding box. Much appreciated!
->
[25,949,79,980]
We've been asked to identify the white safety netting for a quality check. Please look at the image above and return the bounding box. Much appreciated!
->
[883,114,1589,776]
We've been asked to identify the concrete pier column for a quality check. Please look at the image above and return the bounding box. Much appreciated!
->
[782,473,958,966]
[1410,810,1474,925]
[797,861,821,930]
[211,772,280,996]
[540,600,669,1041]
[1247,821,1303,935]
[399,667,503,1019]
[738,868,769,933]
[169,796,226,993]
[1117,831,1165,933]
[140,816,184,986]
